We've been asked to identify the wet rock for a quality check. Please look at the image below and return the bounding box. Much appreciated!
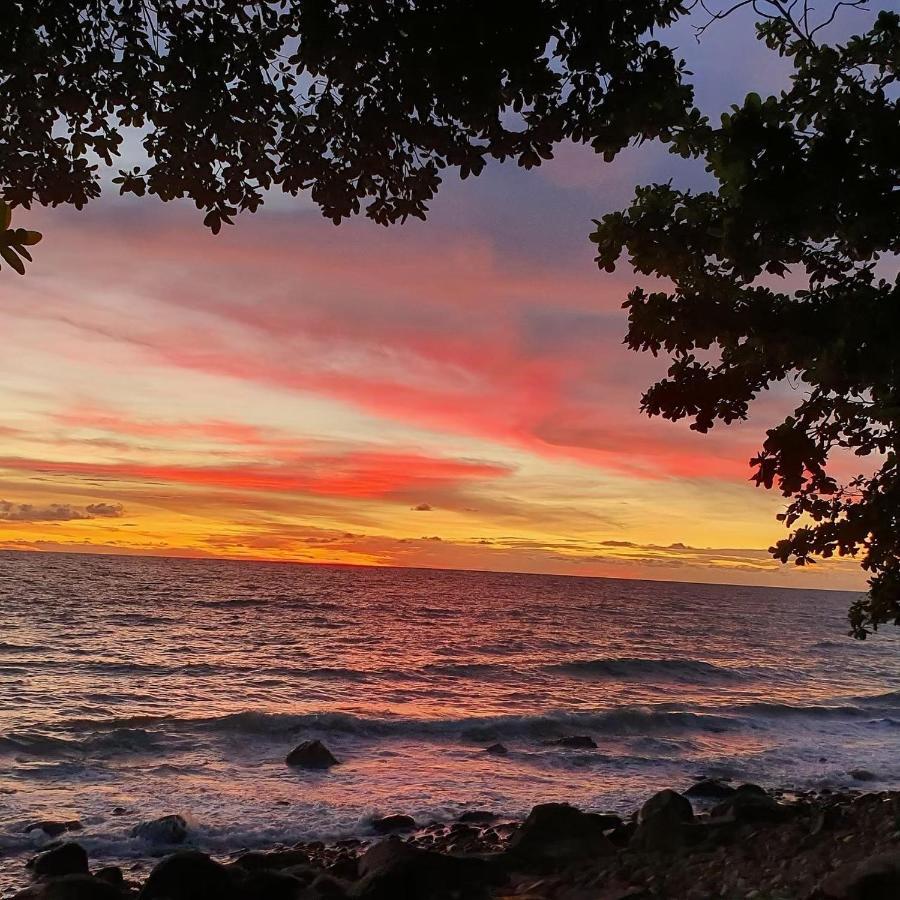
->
[139,850,237,899]
[711,789,790,824]
[94,868,124,886]
[638,790,693,824]
[457,810,498,824]
[28,842,90,877]
[24,820,83,838]
[234,849,310,871]
[506,803,617,863]
[309,873,350,898]
[130,814,188,845]
[685,778,736,800]
[371,814,416,835]
[357,838,418,879]
[549,735,597,749]
[285,739,339,769]
[633,790,694,852]
[350,839,501,899]
[607,820,637,848]
[485,743,508,755]
[239,869,307,900]
[850,768,877,782]
[328,856,359,881]
[734,782,768,797]
[820,850,900,898]
[12,874,124,899]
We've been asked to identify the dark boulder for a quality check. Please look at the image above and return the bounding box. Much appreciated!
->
[24,821,83,838]
[633,790,694,852]
[371,814,416,835]
[130,814,188,845]
[350,839,501,899]
[684,779,736,800]
[285,739,339,769]
[139,851,237,900]
[29,843,90,877]
[638,790,693,825]
[12,874,124,900]
[238,869,307,900]
[551,735,597,749]
[485,743,508,756]
[234,849,310,871]
[711,789,791,824]
[850,768,877,782]
[457,810,498,824]
[506,803,617,863]
[734,782,767,797]
[820,850,900,898]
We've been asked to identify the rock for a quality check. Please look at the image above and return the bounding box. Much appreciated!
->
[139,851,238,899]
[24,820,83,838]
[684,778,736,800]
[130,814,188,845]
[309,873,350,898]
[607,820,637,848]
[285,739,339,769]
[638,790,694,824]
[12,874,123,900]
[93,868,124,886]
[633,790,694,852]
[238,869,307,900]
[457,810,498,824]
[734,782,767,797]
[357,838,418,879]
[350,839,501,899]
[506,803,617,863]
[29,842,90,877]
[371,814,416,834]
[850,768,877,782]
[485,743,508,755]
[234,849,310,871]
[820,850,900,898]
[711,790,790,824]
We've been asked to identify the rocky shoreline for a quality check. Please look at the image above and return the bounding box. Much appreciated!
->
[9,776,900,899]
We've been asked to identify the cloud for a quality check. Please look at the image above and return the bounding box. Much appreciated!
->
[0,499,125,522]
[0,450,512,500]
[411,503,433,511]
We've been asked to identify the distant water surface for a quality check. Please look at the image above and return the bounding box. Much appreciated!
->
[1,551,898,891]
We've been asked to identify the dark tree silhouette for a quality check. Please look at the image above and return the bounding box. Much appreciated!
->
[593,10,900,635]
[1,0,690,241]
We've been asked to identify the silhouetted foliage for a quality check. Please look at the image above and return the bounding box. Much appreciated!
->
[593,10,900,636]
[1,0,691,235]
[0,201,41,274]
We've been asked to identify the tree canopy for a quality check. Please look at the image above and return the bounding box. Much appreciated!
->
[592,9,900,635]
[1,0,689,242]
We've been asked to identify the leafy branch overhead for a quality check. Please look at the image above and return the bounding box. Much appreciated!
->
[1,0,691,231]
[0,201,41,275]
[592,10,900,636]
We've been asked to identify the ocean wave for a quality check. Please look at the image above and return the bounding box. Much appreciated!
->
[0,728,166,759]
[545,657,746,682]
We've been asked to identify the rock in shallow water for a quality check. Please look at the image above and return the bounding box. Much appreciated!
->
[371,814,416,835]
[506,803,617,863]
[28,842,89,877]
[130,814,188,845]
[24,821,83,838]
[285,739,339,769]
[139,851,236,899]
[685,778,736,800]
[484,742,508,755]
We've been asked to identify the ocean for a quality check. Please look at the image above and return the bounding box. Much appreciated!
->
[1,550,899,892]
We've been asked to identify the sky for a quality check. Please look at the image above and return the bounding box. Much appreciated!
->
[0,7,878,589]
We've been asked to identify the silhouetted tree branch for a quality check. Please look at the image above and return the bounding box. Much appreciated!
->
[593,11,899,636]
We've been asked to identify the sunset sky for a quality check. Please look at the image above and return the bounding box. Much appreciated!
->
[0,10,874,589]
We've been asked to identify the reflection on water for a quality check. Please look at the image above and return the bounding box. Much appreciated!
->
[0,550,897,887]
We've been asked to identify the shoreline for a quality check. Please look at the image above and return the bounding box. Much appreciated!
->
[9,781,900,899]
